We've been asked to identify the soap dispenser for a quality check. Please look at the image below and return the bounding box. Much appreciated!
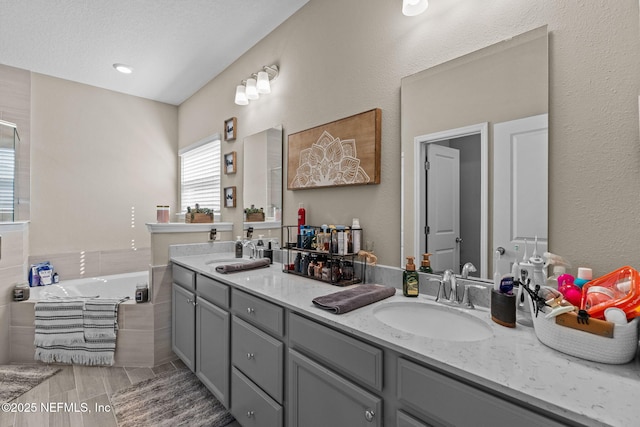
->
[403,257,419,297]
[419,253,433,273]
[235,236,243,258]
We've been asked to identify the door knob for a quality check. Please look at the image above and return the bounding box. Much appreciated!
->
[455,237,463,243]
[496,246,506,255]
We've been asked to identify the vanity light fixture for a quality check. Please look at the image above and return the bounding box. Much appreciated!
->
[113,63,133,74]
[402,0,428,16]
[234,65,279,106]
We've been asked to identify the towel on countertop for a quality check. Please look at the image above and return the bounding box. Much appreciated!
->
[312,284,396,314]
[34,296,129,366]
[215,258,271,274]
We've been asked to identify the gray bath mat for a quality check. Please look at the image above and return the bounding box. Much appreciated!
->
[0,364,61,403]
[111,369,235,427]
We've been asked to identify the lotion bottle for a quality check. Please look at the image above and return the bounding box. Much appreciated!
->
[235,236,243,258]
[419,253,433,273]
[403,257,419,297]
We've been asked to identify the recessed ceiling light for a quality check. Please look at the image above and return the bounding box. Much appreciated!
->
[113,63,133,74]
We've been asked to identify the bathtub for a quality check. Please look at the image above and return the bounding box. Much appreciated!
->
[28,271,147,301]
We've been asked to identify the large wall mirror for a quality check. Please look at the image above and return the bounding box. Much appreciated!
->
[243,125,283,227]
[401,26,548,279]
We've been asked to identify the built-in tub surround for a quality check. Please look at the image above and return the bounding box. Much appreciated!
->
[9,270,173,367]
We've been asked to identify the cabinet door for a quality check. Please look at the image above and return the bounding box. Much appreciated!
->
[288,350,382,427]
[196,297,230,408]
[172,283,195,371]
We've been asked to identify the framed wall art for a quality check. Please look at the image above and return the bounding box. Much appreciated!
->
[224,151,237,174]
[224,186,237,208]
[224,117,237,141]
[287,108,381,190]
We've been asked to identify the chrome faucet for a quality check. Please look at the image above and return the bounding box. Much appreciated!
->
[243,240,257,259]
[436,269,456,303]
[461,262,477,279]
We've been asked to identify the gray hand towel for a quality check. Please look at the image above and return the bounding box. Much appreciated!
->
[312,284,396,314]
[215,258,271,274]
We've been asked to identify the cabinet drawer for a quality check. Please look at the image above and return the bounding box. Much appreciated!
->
[289,312,383,391]
[397,411,431,427]
[172,264,195,291]
[232,316,284,403]
[231,367,283,427]
[197,274,229,308]
[397,358,567,427]
[288,349,382,427]
[232,289,284,337]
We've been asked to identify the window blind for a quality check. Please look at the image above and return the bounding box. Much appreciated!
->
[180,138,221,213]
[0,148,14,217]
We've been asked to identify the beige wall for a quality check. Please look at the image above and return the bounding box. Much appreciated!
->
[179,0,640,275]
[30,74,179,257]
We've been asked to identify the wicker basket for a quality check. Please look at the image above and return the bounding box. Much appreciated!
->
[528,293,639,364]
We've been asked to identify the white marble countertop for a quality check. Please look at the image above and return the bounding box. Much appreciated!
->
[171,253,640,427]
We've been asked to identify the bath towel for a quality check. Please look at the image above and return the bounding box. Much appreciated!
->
[312,284,396,314]
[34,296,129,366]
[215,258,270,274]
[34,299,86,346]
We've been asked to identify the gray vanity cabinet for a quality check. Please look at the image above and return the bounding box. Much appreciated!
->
[196,297,230,407]
[230,288,285,427]
[171,282,195,370]
[288,349,382,427]
[172,265,231,408]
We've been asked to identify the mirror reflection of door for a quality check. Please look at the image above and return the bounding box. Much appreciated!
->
[417,124,486,276]
[493,114,548,276]
[426,144,460,273]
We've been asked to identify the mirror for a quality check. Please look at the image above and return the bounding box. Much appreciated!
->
[0,120,19,222]
[243,125,283,225]
[401,26,548,279]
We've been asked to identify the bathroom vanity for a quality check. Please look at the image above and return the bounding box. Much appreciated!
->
[171,253,640,427]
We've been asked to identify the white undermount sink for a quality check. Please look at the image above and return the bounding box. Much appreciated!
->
[373,301,493,342]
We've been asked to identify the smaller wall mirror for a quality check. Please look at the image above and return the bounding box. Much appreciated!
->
[243,125,283,224]
[0,120,19,222]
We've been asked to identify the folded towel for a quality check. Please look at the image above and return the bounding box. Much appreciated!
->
[215,258,271,274]
[312,284,396,314]
[84,297,129,340]
[34,299,87,346]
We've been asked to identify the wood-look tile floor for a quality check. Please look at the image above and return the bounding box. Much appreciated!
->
[0,360,190,427]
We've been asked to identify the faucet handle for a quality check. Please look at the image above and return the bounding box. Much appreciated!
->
[461,285,474,309]
[436,280,447,302]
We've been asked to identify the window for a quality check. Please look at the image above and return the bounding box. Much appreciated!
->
[0,147,14,220]
[179,136,221,215]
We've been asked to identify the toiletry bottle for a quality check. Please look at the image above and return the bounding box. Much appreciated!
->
[419,253,433,273]
[297,203,306,233]
[294,253,302,273]
[256,235,265,258]
[546,265,565,289]
[235,236,243,258]
[351,218,362,253]
[493,250,502,291]
[574,267,593,288]
[403,257,419,297]
[264,241,273,264]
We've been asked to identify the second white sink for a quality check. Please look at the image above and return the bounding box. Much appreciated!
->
[373,301,493,342]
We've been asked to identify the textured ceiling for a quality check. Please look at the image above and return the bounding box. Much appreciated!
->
[0,0,309,105]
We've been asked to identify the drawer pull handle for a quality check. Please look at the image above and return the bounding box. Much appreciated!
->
[247,353,255,360]
[247,307,255,314]
[364,410,375,422]
[247,411,255,418]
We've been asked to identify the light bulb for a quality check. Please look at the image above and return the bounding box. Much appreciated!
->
[234,84,248,105]
[256,71,271,94]
[246,78,259,100]
[402,0,428,16]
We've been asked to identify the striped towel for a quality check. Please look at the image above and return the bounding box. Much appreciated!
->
[84,298,129,340]
[34,297,129,366]
[34,299,86,346]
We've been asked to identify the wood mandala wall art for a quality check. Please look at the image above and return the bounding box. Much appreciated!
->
[287,108,381,190]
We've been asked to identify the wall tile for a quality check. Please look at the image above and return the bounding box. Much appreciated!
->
[0,305,9,363]
[10,301,34,327]
[29,251,101,281]
[151,265,172,303]
[100,247,150,276]
[10,325,35,363]
[113,329,154,367]
[122,303,154,330]
[153,327,174,366]
[153,300,171,332]
[0,264,24,305]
